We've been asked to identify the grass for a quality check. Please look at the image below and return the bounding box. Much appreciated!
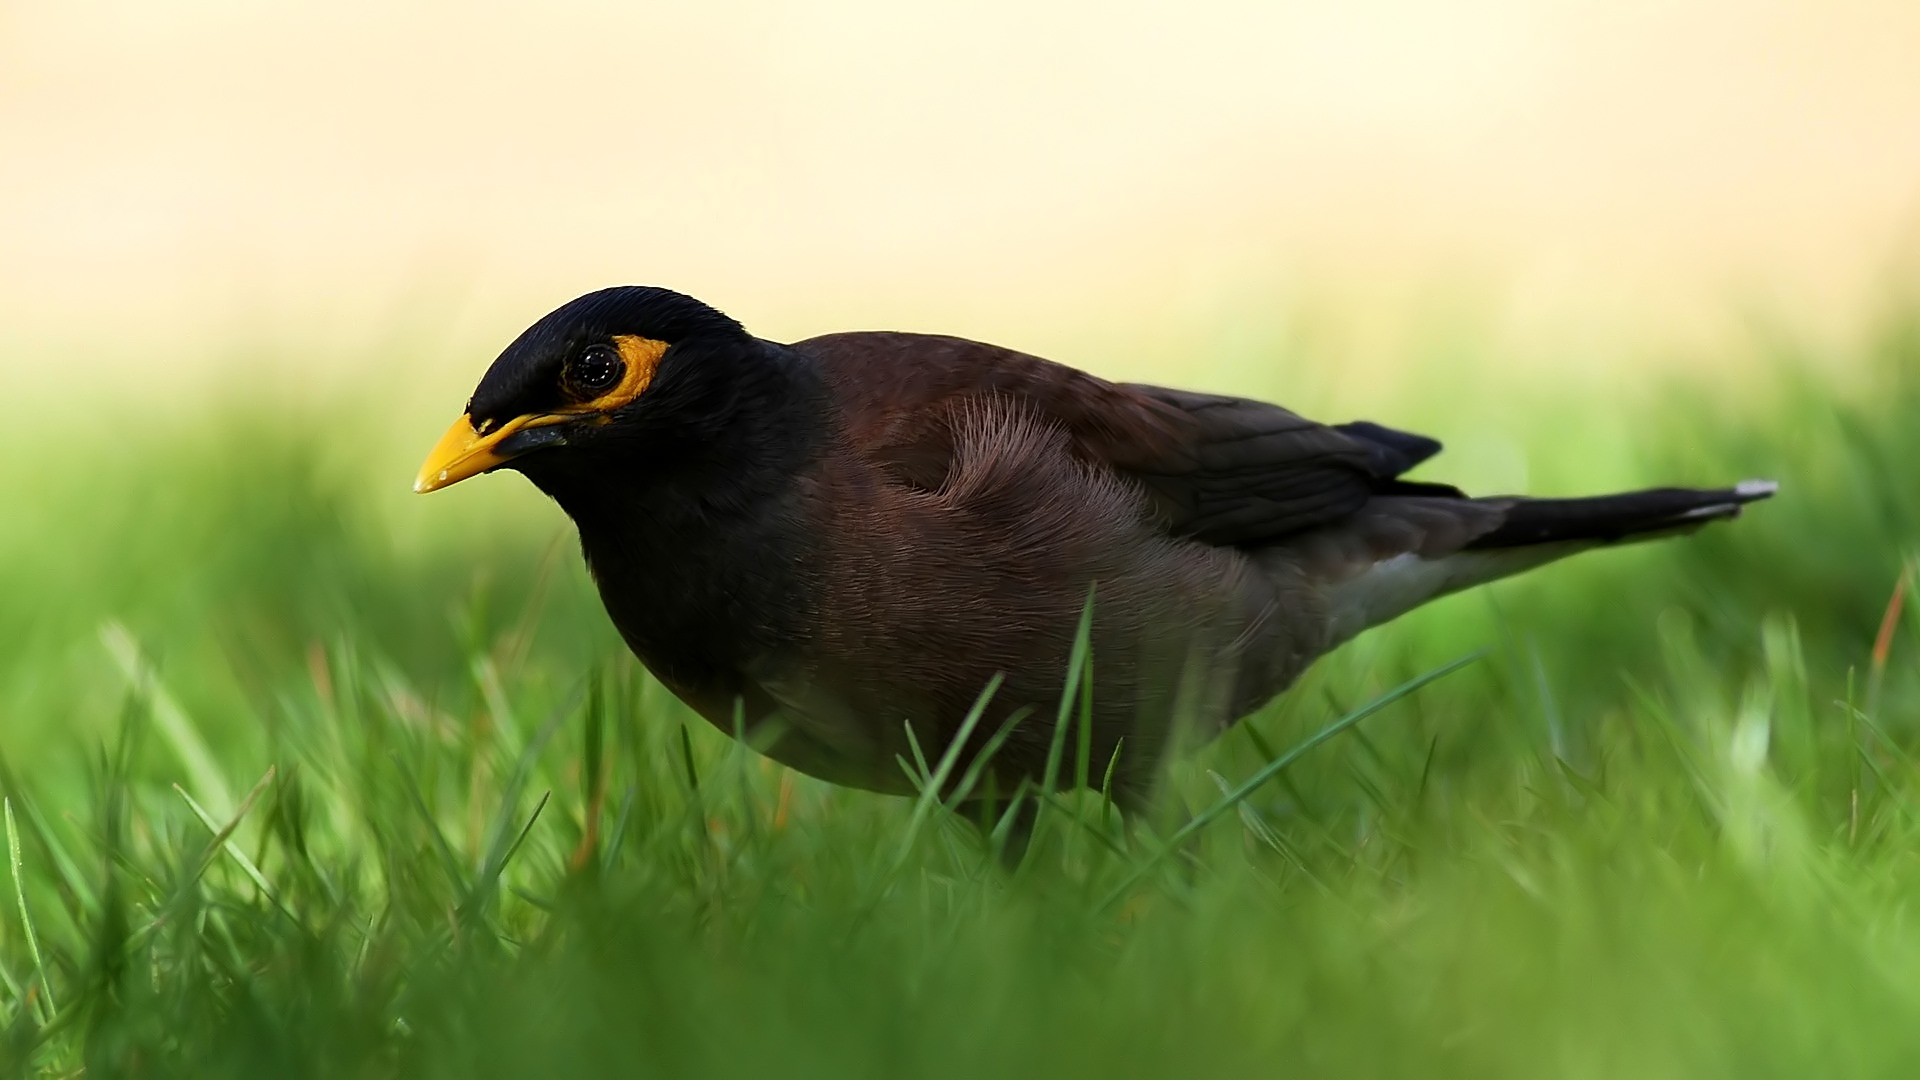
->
[0,299,1917,1077]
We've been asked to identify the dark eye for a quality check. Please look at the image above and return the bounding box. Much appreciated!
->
[564,343,626,399]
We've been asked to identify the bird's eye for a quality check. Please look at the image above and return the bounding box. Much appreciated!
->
[564,344,626,400]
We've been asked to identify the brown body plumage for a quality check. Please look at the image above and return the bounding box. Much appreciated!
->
[416,287,1775,812]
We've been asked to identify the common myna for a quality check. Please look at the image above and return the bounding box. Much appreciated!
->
[417,286,1773,812]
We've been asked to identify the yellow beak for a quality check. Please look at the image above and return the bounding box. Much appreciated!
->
[414,412,566,494]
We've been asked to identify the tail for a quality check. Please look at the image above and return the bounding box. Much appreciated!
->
[1464,479,1779,548]
[1310,480,1777,645]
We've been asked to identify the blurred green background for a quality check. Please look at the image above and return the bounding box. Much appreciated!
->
[3,1,1920,1076]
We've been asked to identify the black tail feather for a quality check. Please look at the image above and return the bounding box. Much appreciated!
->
[1465,480,1778,549]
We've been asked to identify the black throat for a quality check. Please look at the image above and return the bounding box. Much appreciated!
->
[515,337,828,696]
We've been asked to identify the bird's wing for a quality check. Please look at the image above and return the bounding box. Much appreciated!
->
[794,331,1451,547]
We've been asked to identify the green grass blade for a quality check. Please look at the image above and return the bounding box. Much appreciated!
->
[0,755,97,921]
[6,799,56,1023]
[1041,588,1098,797]
[1099,651,1483,910]
[473,684,578,883]
[172,770,298,925]
[393,754,469,893]
[101,622,235,816]
[894,674,1004,862]
[459,791,552,926]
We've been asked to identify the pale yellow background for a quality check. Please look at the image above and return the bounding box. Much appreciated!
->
[3,0,1918,394]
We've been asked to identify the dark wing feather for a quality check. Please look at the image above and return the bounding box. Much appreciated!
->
[1333,420,1442,475]
[1114,386,1379,545]
[793,331,1443,547]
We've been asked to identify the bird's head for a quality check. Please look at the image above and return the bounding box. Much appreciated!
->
[414,286,747,494]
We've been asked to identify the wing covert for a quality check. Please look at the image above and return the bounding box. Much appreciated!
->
[794,331,1442,547]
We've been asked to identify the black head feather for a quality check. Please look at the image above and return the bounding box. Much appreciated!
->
[468,286,746,427]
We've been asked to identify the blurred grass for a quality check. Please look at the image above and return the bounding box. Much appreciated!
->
[0,297,1916,1076]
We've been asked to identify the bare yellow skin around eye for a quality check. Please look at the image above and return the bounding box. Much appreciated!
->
[574,335,670,414]
[413,335,670,493]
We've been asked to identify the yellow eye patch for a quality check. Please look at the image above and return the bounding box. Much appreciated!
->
[569,335,670,414]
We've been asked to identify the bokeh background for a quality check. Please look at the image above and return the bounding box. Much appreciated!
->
[5,0,1919,395]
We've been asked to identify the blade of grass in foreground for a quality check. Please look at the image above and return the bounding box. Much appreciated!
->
[1098,650,1484,911]
[894,673,1004,863]
[5,799,55,1023]
[101,623,235,817]
[174,771,298,926]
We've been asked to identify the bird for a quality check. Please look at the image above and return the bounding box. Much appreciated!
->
[415,285,1774,824]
